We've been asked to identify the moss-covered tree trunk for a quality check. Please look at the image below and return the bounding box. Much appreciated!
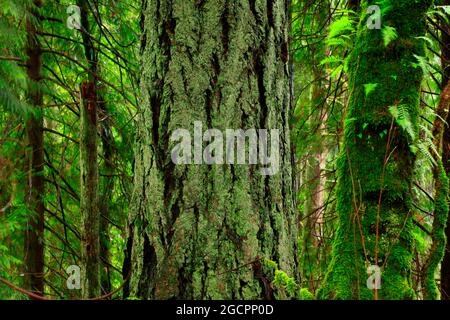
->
[125,0,297,299]
[318,0,433,300]
[424,82,450,300]
[24,0,45,296]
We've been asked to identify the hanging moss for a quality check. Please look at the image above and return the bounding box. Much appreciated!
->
[317,0,433,300]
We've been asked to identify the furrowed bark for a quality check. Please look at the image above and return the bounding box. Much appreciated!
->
[127,0,297,299]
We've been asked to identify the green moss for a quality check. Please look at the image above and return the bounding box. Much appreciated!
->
[318,0,433,300]
[423,160,449,299]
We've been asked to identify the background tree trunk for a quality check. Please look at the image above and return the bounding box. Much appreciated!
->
[77,0,112,297]
[300,2,330,292]
[125,0,297,299]
[77,0,102,298]
[24,0,45,297]
[99,100,113,295]
[80,80,100,299]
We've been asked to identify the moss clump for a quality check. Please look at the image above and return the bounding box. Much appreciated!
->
[299,288,315,300]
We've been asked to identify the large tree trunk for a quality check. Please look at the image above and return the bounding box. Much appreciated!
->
[440,0,450,300]
[24,0,45,297]
[318,0,432,299]
[125,0,297,299]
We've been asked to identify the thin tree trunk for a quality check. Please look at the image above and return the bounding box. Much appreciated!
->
[299,0,329,293]
[80,80,100,299]
[76,0,113,296]
[125,0,297,299]
[440,0,450,300]
[78,0,100,298]
[24,0,45,297]
[318,0,433,299]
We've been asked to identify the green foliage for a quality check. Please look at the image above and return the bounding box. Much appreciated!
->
[412,54,433,74]
[382,26,398,47]
[389,104,417,142]
[264,258,313,300]
[0,0,139,299]
[0,0,448,301]
[273,270,298,297]
[364,83,379,97]
[328,16,355,43]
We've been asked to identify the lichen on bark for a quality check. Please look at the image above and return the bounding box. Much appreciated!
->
[126,0,298,299]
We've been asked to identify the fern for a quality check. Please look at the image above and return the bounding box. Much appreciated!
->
[382,26,398,47]
[389,104,438,170]
[415,35,434,47]
[417,140,437,166]
[389,104,417,142]
[428,5,450,23]
[0,87,32,117]
[328,16,355,39]
[326,15,356,49]
[319,56,343,66]
[378,0,394,16]
[364,83,379,97]
[0,60,32,117]
[412,54,433,74]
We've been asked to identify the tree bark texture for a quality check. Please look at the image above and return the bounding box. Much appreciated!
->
[126,0,297,299]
